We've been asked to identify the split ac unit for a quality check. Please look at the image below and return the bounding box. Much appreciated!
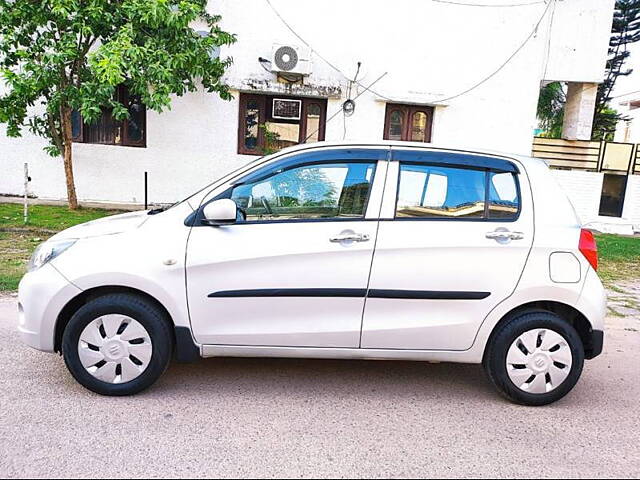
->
[270,44,312,76]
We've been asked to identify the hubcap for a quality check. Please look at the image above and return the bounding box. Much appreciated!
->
[77,315,152,384]
[506,328,572,394]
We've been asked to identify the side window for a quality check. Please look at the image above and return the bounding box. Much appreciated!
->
[488,172,519,219]
[230,162,376,222]
[396,164,486,218]
[395,164,520,220]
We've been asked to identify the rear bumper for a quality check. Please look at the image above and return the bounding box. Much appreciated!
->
[585,329,604,360]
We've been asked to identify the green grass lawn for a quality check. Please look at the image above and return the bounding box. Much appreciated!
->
[0,203,638,291]
[0,203,120,291]
[594,233,640,285]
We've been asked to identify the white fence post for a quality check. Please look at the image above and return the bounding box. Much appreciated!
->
[23,162,29,224]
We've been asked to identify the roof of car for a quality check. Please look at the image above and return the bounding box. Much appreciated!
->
[269,140,545,169]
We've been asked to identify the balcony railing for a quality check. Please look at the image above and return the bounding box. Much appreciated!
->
[532,137,638,174]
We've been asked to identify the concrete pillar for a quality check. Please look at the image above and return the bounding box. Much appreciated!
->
[562,82,598,140]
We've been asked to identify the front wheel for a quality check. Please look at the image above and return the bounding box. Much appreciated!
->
[62,293,173,396]
[483,311,585,406]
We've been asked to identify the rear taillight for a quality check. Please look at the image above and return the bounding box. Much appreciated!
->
[579,228,598,271]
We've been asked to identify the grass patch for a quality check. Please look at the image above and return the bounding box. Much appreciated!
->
[594,234,640,285]
[0,203,121,291]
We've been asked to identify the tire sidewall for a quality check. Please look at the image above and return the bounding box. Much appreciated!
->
[486,312,585,406]
[62,295,172,396]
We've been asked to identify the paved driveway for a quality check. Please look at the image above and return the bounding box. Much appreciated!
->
[0,292,639,478]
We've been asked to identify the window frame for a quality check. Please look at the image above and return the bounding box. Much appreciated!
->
[72,85,146,148]
[383,103,434,143]
[189,148,389,227]
[228,160,378,225]
[237,93,327,155]
[392,161,521,222]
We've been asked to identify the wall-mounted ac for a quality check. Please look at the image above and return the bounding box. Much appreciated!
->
[270,44,312,76]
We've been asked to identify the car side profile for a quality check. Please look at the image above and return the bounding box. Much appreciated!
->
[17,142,605,405]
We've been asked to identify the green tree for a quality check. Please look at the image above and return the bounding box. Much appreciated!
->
[0,0,235,209]
[593,0,640,140]
[536,81,565,138]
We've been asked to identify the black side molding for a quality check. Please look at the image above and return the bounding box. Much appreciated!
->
[369,289,490,300]
[208,288,490,300]
[174,326,200,363]
[209,288,367,298]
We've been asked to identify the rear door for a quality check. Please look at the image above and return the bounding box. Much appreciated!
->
[361,148,533,351]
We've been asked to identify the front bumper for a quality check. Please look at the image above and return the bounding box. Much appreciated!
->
[17,264,82,352]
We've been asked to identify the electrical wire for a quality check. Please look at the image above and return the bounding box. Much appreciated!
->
[431,0,546,7]
[264,0,394,101]
[432,0,553,104]
[540,0,557,82]
[265,0,553,106]
[304,72,389,143]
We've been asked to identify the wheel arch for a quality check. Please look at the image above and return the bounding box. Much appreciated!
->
[54,285,199,362]
[483,300,598,362]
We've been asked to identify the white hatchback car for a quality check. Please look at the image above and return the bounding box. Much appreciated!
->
[18,142,605,405]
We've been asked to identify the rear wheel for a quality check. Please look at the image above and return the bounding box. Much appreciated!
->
[483,311,584,406]
[62,293,173,396]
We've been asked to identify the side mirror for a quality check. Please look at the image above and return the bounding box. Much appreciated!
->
[202,199,238,226]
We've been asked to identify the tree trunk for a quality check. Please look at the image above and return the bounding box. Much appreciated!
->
[60,106,79,210]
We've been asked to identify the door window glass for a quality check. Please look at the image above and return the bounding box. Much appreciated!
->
[488,172,519,219]
[396,164,486,218]
[388,110,404,141]
[231,162,376,222]
[410,111,428,142]
[244,99,261,151]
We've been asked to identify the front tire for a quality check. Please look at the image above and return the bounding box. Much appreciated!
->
[483,311,585,406]
[62,293,173,396]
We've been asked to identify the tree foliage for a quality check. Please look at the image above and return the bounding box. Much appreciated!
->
[0,0,235,208]
[536,81,565,138]
[593,0,640,140]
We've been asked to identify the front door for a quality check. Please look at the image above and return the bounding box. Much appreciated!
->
[361,148,534,351]
[186,149,388,348]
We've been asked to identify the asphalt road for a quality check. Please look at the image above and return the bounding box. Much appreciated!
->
[1,293,639,479]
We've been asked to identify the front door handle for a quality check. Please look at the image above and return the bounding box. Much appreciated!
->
[329,232,370,243]
[486,229,525,241]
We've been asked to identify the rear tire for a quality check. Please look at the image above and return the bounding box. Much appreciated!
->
[62,293,173,396]
[483,311,584,406]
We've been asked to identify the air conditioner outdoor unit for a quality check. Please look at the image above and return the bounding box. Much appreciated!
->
[270,44,312,76]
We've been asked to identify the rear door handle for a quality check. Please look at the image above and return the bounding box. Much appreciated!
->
[485,230,524,241]
[330,233,370,243]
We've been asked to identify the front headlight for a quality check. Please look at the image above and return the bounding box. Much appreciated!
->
[27,239,77,272]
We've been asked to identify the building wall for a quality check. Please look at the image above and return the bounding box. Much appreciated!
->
[622,175,640,225]
[551,169,640,228]
[551,169,604,223]
[0,0,615,205]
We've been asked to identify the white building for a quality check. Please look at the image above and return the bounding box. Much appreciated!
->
[0,0,617,214]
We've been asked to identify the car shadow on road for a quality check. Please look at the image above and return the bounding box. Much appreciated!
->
[154,356,498,402]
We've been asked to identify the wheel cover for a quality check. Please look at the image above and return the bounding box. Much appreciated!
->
[505,328,573,394]
[77,315,153,384]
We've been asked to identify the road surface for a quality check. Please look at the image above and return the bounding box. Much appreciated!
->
[0,292,639,478]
